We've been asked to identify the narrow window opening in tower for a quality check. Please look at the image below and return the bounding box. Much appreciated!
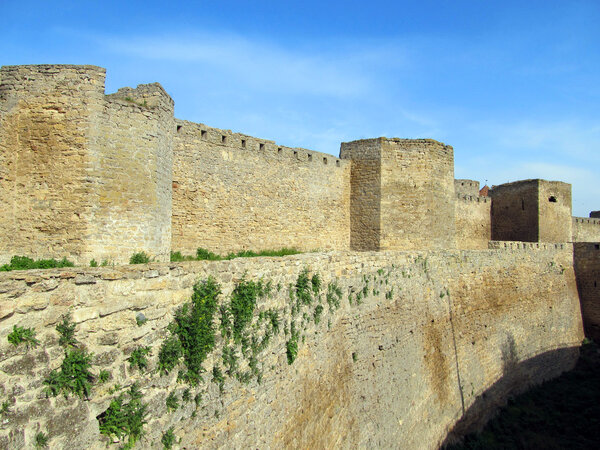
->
[308,154,313,161]
[278,147,282,154]
[548,196,557,202]
[241,139,246,148]
[176,125,182,132]
[323,157,328,165]
[336,160,341,167]
[259,143,265,150]
[201,130,207,139]
[221,135,226,143]
[293,151,298,158]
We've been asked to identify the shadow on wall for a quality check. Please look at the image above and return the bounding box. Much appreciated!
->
[442,344,580,447]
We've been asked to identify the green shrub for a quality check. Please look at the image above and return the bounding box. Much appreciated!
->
[169,277,220,385]
[0,400,10,416]
[7,325,39,349]
[89,259,98,267]
[43,347,94,399]
[212,365,225,393]
[311,273,321,295]
[129,252,150,264]
[313,305,324,325]
[157,336,182,376]
[296,269,312,305]
[127,346,151,372]
[195,247,221,260]
[165,391,179,412]
[161,427,176,449]
[230,277,265,343]
[286,325,300,365]
[222,345,238,376]
[56,313,78,348]
[98,369,111,383]
[35,431,49,448]
[0,255,74,271]
[98,383,147,449]
[326,282,343,310]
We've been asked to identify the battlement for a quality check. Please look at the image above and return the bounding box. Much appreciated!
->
[174,119,345,169]
[574,217,600,225]
[488,240,570,251]
[455,179,481,196]
[456,193,489,204]
[572,216,600,242]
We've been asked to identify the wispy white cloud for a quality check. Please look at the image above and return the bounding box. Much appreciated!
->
[96,32,395,98]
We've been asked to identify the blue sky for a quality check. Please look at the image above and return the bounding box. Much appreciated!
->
[2,0,598,216]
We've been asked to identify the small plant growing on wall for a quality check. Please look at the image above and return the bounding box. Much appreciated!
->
[56,313,78,348]
[34,431,49,448]
[7,325,40,350]
[161,427,176,449]
[165,391,179,412]
[98,383,147,449]
[127,346,152,372]
[129,252,150,264]
[43,347,94,399]
[161,277,221,385]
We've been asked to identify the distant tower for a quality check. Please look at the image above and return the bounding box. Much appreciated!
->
[489,179,572,243]
[340,138,456,251]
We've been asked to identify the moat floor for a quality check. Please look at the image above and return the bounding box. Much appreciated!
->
[446,341,600,450]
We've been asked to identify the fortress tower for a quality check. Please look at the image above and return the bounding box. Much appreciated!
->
[340,138,456,251]
[0,65,174,264]
[490,179,572,243]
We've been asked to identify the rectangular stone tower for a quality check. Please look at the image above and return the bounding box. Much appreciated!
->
[340,138,456,251]
[490,179,572,243]
[0,65,174,264]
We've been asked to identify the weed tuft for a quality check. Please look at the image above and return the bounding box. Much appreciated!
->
[98,383,147,449]
[7,325,39,350]
[129,252,150,264]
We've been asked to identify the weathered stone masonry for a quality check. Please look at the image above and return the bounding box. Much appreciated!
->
[0,246,583,449]
[0,64,598,449]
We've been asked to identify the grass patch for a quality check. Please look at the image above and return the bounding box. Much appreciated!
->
[0,255,74,271]
[170,247,301,262]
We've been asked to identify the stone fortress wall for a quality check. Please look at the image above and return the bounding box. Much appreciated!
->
[0,65,173,266]
[171,120,350,255]
[0,64,598,449]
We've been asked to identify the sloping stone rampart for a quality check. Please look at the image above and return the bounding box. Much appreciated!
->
[0,248,583,449]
